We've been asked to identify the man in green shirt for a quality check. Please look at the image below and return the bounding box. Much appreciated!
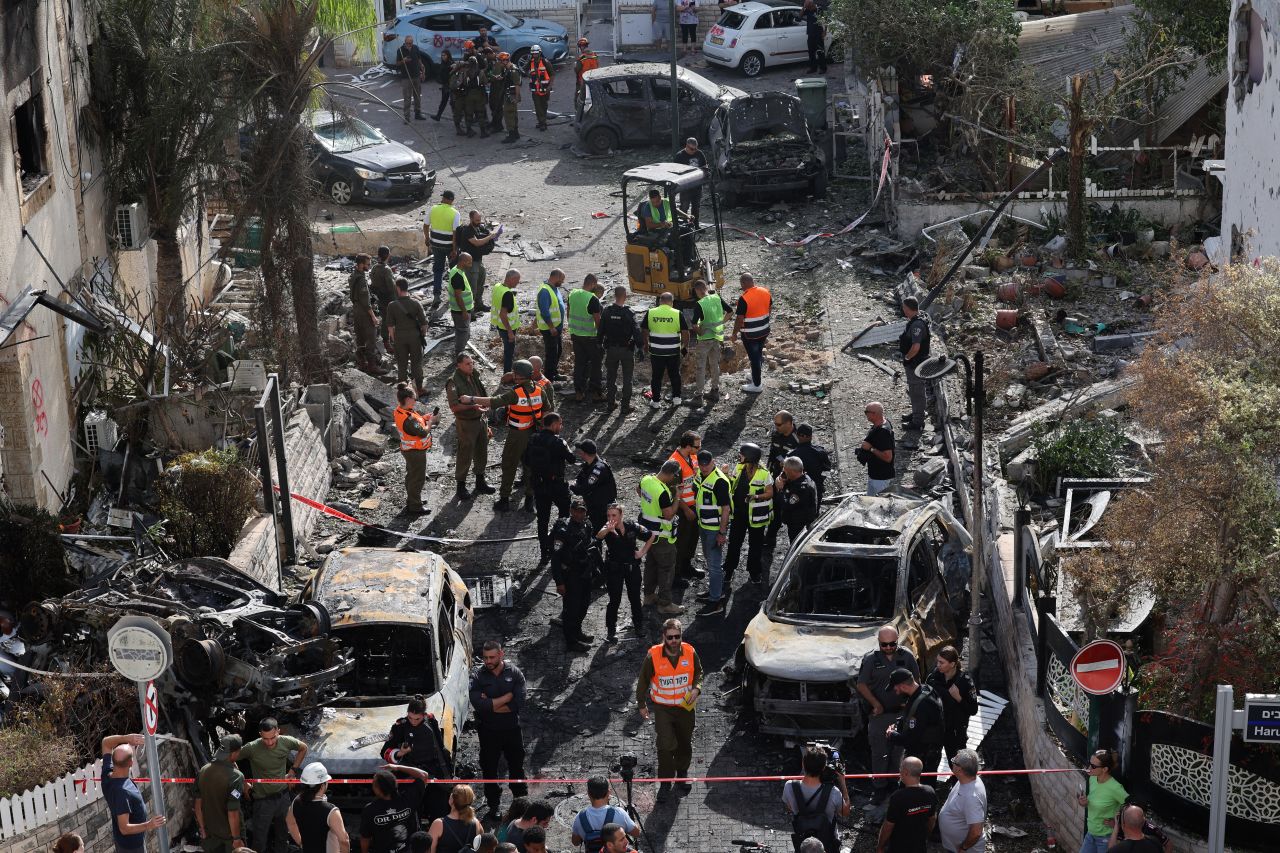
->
[445,352,496,501]
[196,735,246,853]
[240,718,309,853]
[370,246,398,349]
[385,277,428,394]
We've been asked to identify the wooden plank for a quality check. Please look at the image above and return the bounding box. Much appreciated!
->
[1,796,15,840]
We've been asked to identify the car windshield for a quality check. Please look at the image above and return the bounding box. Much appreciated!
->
[771,554,897,621]
[486,7,520,27]
[313,118,386,153]
[333,625,438,700]
[717,10,747,29]
[728,94,808,142]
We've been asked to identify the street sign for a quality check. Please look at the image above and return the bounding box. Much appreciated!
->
[106,616,172,682]
[1070,639,1125,696]
[1243,693,1280,744]
[143,681,159,735]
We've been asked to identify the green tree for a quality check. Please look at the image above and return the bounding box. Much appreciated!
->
[227,0,376,382]
[89,0,243,338]
[1136,0,1230,70]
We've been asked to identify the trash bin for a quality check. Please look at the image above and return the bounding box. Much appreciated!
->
[794,77,828,132]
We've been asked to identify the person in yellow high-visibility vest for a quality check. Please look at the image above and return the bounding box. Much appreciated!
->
[690,279,733,405]
[566,274,603,402]
[536,268,567,381]
[635,618,703,803]
[642,292,690,408]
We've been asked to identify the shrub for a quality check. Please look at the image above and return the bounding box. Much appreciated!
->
[1030,417,1127,494]
[156,447,258,558]
[0,504,76,611]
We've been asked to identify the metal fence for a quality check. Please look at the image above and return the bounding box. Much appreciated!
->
[1035,610,1089,764]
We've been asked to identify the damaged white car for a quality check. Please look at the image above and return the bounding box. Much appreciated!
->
[737,495,972,741]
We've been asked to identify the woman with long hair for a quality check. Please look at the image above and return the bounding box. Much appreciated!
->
[427,784,483,853]
[925,645,979,761]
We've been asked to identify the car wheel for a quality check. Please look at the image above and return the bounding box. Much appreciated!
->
[512,48,531,75]
[826,39,845,63]
[740,51,765,78]
[584,126,619,155]
[736,650,757,717]
[328,178,355,206]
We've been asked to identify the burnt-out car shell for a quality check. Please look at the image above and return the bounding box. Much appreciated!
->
[578,63,745,155]
[707,91,826,205]
[294,548,473,800]
[739,494,971,740]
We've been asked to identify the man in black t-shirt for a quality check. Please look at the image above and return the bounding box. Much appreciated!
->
[672,137,709,225]
[877,757,937,853]
[359,765,430,853]
[455,210,503,316]
[858,402,895,495]
[1109,806,1167,853]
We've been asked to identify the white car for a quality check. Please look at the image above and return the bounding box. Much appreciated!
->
[702,0,839,78]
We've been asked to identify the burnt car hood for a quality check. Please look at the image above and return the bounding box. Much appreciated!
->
[329,142,422,172]
[744,610,879,681]
[726,92,812,145]
[295,688,462,776]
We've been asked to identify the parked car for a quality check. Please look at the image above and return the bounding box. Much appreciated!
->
[578,63,745,155]
[296,548,474,802]
[702,0,839,78]
[305,111,436,206]
[382,0,568,74]
[737,494,972,740]
[707,91,825,205]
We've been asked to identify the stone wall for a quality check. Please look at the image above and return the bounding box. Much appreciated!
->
[0,741,197,853]
[227,407,331,588]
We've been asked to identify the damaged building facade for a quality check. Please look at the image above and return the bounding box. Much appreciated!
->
[0,0,213,511]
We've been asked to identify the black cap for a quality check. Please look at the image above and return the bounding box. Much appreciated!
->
[796,422,814,437]
[888,667,915,687]
[570,497,587,511]
[577,439,598,454]
[696,449,714,465]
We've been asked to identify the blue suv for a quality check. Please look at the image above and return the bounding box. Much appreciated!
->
[382,1,568,74]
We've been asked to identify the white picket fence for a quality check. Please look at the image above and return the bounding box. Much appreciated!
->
[0,760,103,841]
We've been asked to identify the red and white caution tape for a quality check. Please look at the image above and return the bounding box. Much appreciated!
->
[727,135,893,248]
[275,487,538,546]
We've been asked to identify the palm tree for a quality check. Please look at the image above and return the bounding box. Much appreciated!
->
[227,0,375,382]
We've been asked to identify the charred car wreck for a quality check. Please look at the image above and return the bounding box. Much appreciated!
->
[737,495,971,741]
[708,91,826,207]
[19,557,354,758]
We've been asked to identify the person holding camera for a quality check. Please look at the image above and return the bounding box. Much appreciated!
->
[782,745,850,853]
[857,402,895,495]
[855,627,920,807]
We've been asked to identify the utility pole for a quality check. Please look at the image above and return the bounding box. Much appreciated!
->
[670,0,680,154]
[968,350,985,676]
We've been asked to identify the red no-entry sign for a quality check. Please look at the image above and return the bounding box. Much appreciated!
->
[144,680,160,735]
[1070,639,1126,695]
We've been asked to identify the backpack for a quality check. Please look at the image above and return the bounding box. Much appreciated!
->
[580,806,618,853]
[789,781,838,853]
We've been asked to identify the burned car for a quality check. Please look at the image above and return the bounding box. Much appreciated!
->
[292,548,474,800]
[578,63,745,155]
[707,91,826,206]
[738,495,971,740]
[19,557,353,747]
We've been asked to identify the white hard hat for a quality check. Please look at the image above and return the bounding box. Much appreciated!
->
[299,763,332,786]
[530,45,542,53]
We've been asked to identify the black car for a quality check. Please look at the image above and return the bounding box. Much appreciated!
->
[707,91,825,206]
[305,113,437,206]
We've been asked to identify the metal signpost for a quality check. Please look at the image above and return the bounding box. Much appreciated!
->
[1206,687,1280,852]
[107,616,174,853]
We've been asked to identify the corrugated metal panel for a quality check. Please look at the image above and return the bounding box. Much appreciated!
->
[1018,6,1140,96]
[1154,58,1227,142]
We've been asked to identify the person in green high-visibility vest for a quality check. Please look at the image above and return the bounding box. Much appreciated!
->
[447,252,475,357]
[690,279,733,406]
[567,274,604,403]
[536,269,567,381]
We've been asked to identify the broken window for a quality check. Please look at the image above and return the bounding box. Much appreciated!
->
[603,79,645,99]
[773,555,896,619]
[335,625,438,699]
[13,92,49,195]
[436,585,455,670]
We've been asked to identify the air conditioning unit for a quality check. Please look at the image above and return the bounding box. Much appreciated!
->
[84,410,119,455]
[115,202,147,250]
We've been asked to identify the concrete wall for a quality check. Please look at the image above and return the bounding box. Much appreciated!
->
[0,741,197,853]
[897,196,1210,240]
[618,2,723,48]
[227,407,332,587]
[1220,0,1280,261]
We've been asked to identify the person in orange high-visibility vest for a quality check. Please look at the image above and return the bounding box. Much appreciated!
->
[730,272,772,393]
[394,383,435,515]
[573,38,598,121]
[636,618,703,803]
[528,45,553,131]
[667,431,704,587]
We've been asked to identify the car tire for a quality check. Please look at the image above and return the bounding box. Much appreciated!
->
[512,48,531,75]
[739,51,765,78]
[736,650,757,717]
[328,178,355,206]
[584,126,619,155]
[826,39,844,64]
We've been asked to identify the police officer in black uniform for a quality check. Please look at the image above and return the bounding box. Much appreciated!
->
[524,412,576,567]
[791,423,832,504]
[886,668,945,778]
[774,456,819,546]
[899,297,933,432]
[854,626,920,805]
[379,695,453,822]
[764,410,799,548]
[572,439,617,531]
[551,498,599,652]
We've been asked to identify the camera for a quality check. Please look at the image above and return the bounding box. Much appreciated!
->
[805,740,845,786]
[618,752,638,780]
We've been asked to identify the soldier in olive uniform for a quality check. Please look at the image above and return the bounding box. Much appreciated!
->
[449,61,469,135]
[455,359,546,511]
[380,696,452,822]
[498,52,521,143]
[463,57,489,138]
[485,49,506,132]
[370,246,397,349]
[350,253,381,373]
[385,278,428,394]
[446,351,496,501]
